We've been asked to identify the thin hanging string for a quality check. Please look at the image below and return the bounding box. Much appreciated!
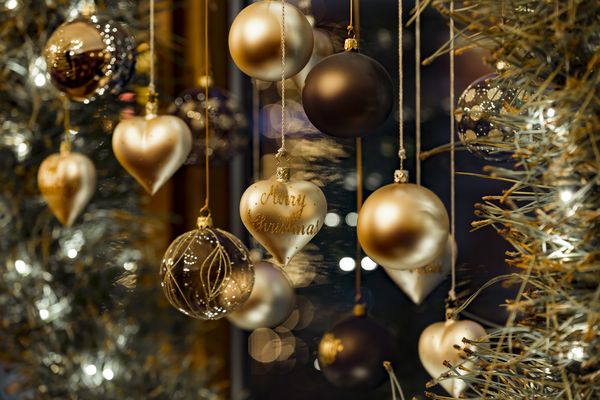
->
[448,0,457,303]
[414,0,421,185]
[397,0,405,172]
[199,0,210,215]
[355,137,363,304]
[148,0,156,95]
[61,96,71,153]
[384,362,407,400]
[276,0,287,160]
[252,79,260,182]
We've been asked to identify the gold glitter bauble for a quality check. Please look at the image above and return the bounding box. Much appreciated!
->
[357,183,449,270]
[160,218,254,320]
[44,15,136,102]
[228,1,313,81]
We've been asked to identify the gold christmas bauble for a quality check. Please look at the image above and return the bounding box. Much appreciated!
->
[228,0,314,82]
[418,319,486,397]
[239,167,327,266]
[357,183,449,270]
[160,217,254,320]
[37,148,96,227]
[44,15,136,102]
[227,261,295,330]
[112,103,192,195]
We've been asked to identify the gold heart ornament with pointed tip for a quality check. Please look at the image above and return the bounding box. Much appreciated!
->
[418,318,486,397]
[240,167,327,266]
[112,102,192,195]
[38,148,96,227]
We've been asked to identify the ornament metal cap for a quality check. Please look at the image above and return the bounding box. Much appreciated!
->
[276,167,290,182]
[353,303,366,316]
[197,215,213,229]
[344,38,358,52]
[394,169,409,183]
[145,98,158,118]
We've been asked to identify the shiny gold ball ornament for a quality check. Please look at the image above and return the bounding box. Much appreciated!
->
[112,101,192,195]
[37,145,96,227]
[357,181,449,270]
[239,167,327,266]
[44,15,136,102]
[228,0,314,81]
[160,216,255,320]
[227,261,295,330]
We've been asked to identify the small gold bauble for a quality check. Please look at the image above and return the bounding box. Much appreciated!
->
[228,0,314,81]
[160,223,254,320]
[357,183,449,270]
[226,261,295,330]
[37,150,96,227]
[44,15,136,102]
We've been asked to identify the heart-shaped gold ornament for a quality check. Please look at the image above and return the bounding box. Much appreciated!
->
[38,146,96,227]
[112,102,192,195]
[384,235,455,305]
[240,167,327,265]
[418,319,486,397]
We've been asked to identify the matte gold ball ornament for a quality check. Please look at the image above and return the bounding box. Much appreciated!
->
[239,167,327,266]
[227,260,295,330]
[418,318,486,397]
[37,143,96,227]
[43,14,136,102]
[160,215,255,320]
[112,100,192,195]
[357,171,449,270]
[228,0,314,81]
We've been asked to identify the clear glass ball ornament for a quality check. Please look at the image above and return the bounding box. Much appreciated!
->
[160,216,254,320]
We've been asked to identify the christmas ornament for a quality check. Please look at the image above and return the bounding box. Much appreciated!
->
[418,318,486,397]
[384,235,455,305]
[302,37,393,138]
[44,14,136,102]
[240,167,326,266]
[160,215,255,320]
[227,260,295,330]
[112,99,192,195]
[318,306,399,390]
[38,143,96,227]
[168,79,248,165]
[291,20,333,90]
[455,73,517,161]
[357,181,449,271]
[228,0,313,82]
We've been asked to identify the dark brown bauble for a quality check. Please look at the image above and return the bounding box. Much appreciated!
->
[318,312,399,390]
[302,51,393,138]
[44,15,136,102]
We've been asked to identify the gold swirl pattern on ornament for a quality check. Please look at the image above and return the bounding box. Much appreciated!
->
[161,228,234,319]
